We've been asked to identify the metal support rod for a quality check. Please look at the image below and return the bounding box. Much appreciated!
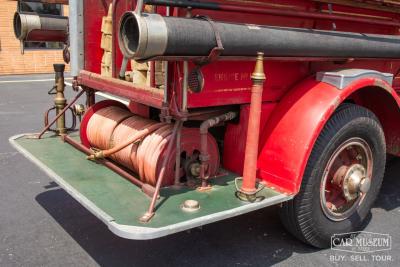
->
[38,89,85,139]
[69,0,84,77]
[150,61,156,87]
[140,120,182,222]
[163,6,170,104]
[112,0,121,77]
[160,6,171,123]
[162,62,169,103]
[240,52,266,194]
[62,135,156,197]
[199,112,237,188]
[180,8,191,113]
[174,121,182,185]
[144,0,400,27]
[85,88,95,107]
[182,61,189,113]
[135,0,144,15]
[119,56,129,79]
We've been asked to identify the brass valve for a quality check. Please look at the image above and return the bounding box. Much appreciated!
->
[53,64,67,135]
[43,64,77,135]
[73,104,86,122]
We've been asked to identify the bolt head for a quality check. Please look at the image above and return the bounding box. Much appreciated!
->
[181,199,200,212]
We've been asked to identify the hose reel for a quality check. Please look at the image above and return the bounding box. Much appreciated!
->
[80,100,220,186]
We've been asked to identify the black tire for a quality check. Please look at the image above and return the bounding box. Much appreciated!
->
[279,103,386,248]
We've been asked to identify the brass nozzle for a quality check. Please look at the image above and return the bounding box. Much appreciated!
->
[251,52,266,82]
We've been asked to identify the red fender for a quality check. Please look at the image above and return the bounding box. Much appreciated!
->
[257,76,400,194]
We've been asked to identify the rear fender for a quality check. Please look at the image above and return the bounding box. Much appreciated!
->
[257,75,400,194]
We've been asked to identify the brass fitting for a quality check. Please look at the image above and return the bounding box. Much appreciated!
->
[251,52,266,83]
[73,104,86,122]
[53,64,67,135]
[86,150,105,161]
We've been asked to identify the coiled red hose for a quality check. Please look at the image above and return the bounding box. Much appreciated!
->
[86,105,174,185]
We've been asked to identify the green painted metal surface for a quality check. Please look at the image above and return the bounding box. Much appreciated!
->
[14,133,281,228]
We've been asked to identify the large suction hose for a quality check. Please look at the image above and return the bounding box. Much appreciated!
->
[119,12,400,60]
[13,12,68,43]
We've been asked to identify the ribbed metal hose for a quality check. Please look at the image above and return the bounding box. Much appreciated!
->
[119,12,400,60]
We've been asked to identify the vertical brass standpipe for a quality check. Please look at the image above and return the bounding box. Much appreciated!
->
[240,52,266,195]
[53,64,67,135]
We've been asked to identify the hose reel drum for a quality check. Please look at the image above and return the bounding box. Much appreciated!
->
[80,100,220,186]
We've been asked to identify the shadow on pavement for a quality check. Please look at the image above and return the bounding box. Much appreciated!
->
[35,190,316,266]
[34,158,400,266]
[374,157,400,211]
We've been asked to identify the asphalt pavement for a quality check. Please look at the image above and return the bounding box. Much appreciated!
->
[0,74,399,267]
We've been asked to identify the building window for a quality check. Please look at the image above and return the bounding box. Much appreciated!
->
[18,1,64,50]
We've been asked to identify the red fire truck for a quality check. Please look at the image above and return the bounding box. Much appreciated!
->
[10,0,400,248]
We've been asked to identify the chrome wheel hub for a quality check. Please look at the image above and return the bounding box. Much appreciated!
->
[340,164,370,201]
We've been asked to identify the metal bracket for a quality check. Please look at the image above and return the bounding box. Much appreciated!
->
[316,69,394,89]
[44,106,77,133]
[234,178,265,203]
[328,4,336,31]
[194,15,224,66]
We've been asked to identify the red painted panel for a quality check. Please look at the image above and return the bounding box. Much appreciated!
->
[78,71,164,108]
[187,61,309,108]
[83,0,108,74]
[223,103,276,175]
[128,101,150,118]
[83,0,135,74]
[26,30,66,42]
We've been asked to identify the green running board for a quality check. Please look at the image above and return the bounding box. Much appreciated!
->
[10,133,293,240]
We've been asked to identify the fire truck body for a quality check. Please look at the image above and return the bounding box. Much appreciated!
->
[9,0,400,248]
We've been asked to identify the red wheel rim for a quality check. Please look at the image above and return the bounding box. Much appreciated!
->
[157,128,220,186]
[320,137,373,221]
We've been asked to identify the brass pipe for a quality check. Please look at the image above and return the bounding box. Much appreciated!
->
[53,64,67,135]
[199,112,237,188]
[38,79,85,139]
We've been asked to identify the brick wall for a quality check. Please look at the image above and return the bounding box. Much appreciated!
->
[0,1,69,75]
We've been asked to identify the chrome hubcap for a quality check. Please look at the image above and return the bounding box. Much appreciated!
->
[341,163,369,201]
